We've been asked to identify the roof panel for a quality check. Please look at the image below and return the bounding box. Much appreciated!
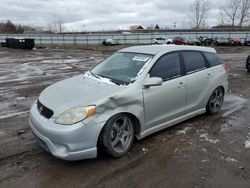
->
[119,45,216,55]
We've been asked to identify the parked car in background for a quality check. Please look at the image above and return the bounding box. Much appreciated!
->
[187,37,201,46]
[172,36,188,45]
[244,36,250,46]
[198,36,214,46]
[29,45,228,161]
[214,37,229,46]
[228,38,243,46]
[152,37,166,45]
[103,38,119,46]
[246,55,250,72]
[166,38,173,44]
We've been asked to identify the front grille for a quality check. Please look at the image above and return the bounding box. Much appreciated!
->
[37,100,53,119]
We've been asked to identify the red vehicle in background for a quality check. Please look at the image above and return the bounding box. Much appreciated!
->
[228,38,242,46]
[172,36,188,45]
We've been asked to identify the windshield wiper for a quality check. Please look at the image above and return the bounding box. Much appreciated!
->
[97,74,129,85]
[89,70,100,79]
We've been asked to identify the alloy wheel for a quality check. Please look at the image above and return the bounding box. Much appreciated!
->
[208,88,224,113]
[110,117,133,153]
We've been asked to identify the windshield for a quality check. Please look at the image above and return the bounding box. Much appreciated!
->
[91,52,153,85]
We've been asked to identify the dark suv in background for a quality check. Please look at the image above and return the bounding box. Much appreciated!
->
[246,55,250,72]
[198,36,215,46]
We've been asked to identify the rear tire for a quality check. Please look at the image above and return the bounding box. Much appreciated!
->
[206,87,224,114]
[100,114,135,158]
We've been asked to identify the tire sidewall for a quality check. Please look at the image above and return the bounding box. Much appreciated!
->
[101,114,135,158]
[206,87,224,114]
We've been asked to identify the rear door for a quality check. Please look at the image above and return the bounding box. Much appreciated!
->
[143,52,186,130]
[181,51,213,113]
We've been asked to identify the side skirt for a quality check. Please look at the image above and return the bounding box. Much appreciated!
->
[137,108,206,140]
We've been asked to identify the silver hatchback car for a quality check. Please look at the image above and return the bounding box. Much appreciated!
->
[29,45,228,160]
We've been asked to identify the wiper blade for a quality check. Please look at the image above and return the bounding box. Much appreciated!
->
[89,70,100,79]
[97,74,129,85]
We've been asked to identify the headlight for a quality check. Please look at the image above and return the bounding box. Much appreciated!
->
[55,106,96,125]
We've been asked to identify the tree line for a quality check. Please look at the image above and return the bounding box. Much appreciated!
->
[1,0,250,33]
[0,20,25,34]
[190,0,250,29]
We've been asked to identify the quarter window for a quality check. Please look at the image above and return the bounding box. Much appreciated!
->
[150,53,181,81]
[203,52,222,67]
[182,51,206,74]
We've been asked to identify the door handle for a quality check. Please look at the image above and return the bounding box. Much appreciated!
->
[177,82,185,88]
[207,73,213,79]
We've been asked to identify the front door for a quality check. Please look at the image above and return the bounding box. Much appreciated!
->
[143,52,186,130]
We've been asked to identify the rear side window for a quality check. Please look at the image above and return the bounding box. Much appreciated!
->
[150,52,181,81]
[203,52,222,67]
[182,51,206,74]
[156,38,165,40]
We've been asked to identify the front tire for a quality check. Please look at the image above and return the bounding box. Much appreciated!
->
[206,87,224,114]
[100,114,135,158]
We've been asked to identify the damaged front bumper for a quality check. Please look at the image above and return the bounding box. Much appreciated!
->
[29,102,105,161]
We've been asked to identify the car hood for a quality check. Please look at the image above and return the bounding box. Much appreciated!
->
[38,74,124,117]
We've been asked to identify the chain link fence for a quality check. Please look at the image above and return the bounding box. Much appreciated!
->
[0,31,249,46]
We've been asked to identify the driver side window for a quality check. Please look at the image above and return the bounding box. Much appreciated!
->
[150,52,181,81]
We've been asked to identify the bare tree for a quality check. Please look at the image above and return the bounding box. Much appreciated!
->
[50,19,64,33]
[57,19,63,33]
[189,0,210,29]
[146,24,154,30]
[238,0,250,27]
[223,0,241,28]
[219,7,225,25]
[47,23,53,32]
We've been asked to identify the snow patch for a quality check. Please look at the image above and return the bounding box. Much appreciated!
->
[84,72,117,86]
[0,111,29,120]
[17,97,26,100]
[244,140,250,148]
[201,159,209,163]
[200,133,219,144]
[40,59,82,64]
[226,157,238,163]
[60,66,72,70]
[176,127,192,135]
[222,94,247,117]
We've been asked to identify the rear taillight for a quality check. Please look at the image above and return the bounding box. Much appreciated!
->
[222,63,228,72]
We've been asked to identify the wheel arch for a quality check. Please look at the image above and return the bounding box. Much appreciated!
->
[217,85,225,95]
[101,112,141,135]
[97,112,141,147]
[207,85,225,102]
[96,112,141,157]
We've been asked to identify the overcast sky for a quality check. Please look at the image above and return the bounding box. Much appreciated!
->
[0,0,226,31]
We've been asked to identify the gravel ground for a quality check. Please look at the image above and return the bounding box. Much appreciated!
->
[0,46,250,188]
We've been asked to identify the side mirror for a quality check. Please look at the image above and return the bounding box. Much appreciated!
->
[143,77,163,88]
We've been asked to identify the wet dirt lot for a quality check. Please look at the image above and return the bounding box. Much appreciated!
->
[0,46,250,188]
